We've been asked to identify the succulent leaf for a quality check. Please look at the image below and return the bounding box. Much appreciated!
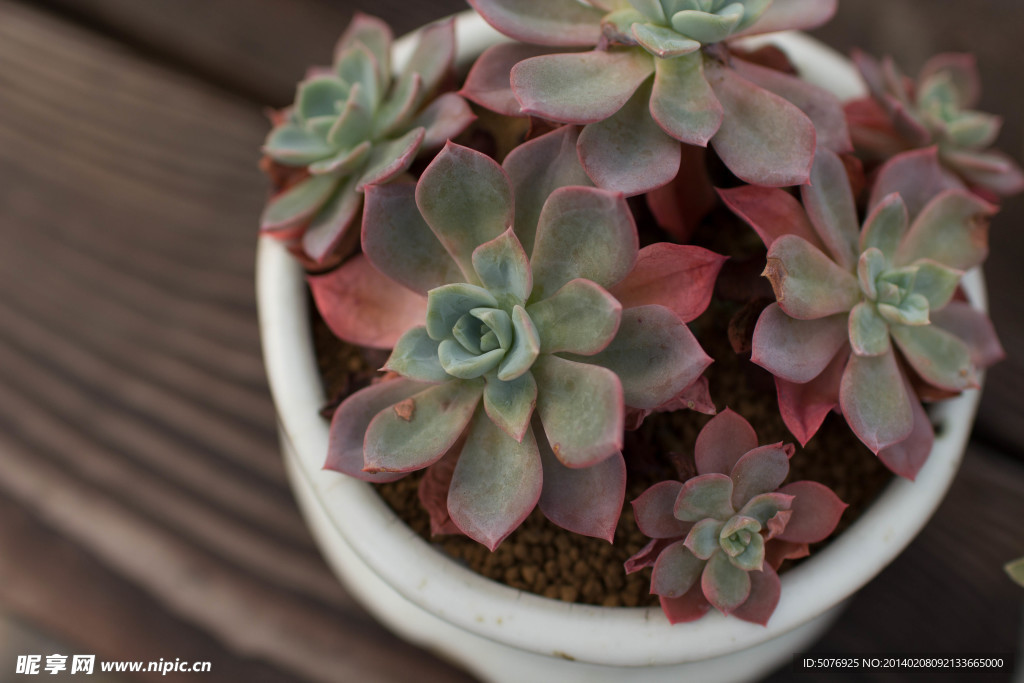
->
[538,428,626,541]
[460,43,562,117]
[717,185,824,253]
[608,243,725,323]
[774,348,847,447]
[652,540,705,598]
[775,481,847,543]
[472,228,533,307]
[533,355,624,468]
[860,193,909,260]
[751,304,848,384]
[650,52,722,146]
[684,518,725,560]
[763,235,861,320]
[362,182,463,295]
[706,60,815,187]
[384,327,449,383]
[800,148,860,269]
[483,370,538,443]
[890,323,976,392]
[260,173,338,232]
[309,254,427,349]
[893,189,993,270]
[848,301,891,357]
[632,23,701,58]
[527,279,622,355]
[729,445,790,509]
[496,306,541,380]
[468,0,606,46]
[326,378,424,483]
[702,550,751,613]
[577,79,682,195]
[363,380,484,472]
[674,474,735,522]
[511,49,655,124]
[839,349,914,453]
[425,283,499,340]
[503,126,594,255]
[530,187,638,299]
[446,411,543,550]
[416,144,514,281]
[694,408,758,476]
[632,480,690,538]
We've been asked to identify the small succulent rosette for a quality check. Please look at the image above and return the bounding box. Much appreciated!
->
[846,50,1024,198]
[462,0,848,195]
[627,409,846,625]
[259,14,475,264]
[312,129,725,549]
[720,147,1005,479]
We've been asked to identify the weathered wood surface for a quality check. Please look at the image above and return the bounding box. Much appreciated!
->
[0,1,1021,682]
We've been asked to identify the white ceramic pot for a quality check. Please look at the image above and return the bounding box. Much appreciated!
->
[257,13,985,683]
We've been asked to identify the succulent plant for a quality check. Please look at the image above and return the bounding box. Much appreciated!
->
[462,0,847,193]
[627,409,846,624]
[314,130,724,549]
[259,14,475,264]
[1006,557,1024,587]
[846,51,1024,199]
[720,147,1005,478]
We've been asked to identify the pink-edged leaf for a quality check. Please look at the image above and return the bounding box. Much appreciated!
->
[460,43,564,117]
[840,347,914,454]
[301,174,363,264]
[876,369,934,480]
[577,80,681,195]
[730,445,790,509]
[527,279,621,355]
[694,408,758,476]
[776,481,846,543]
[447,412,542,551]
[765,539,809,570]
[751,303,848,384]
[355,126,425,190]
[625,376,716,430]
[675,474,734,522]
[362,182,462,295]
[652,540,706,598]
[483,370,537,443]
[632,480,689,539]
[733,0,837,37]
[730,565,781,626]
[417,445,464,536]
[645,143,717,242]
[308,254,427,349]
[532,355,624,468]
[763,235,860,320]
[609,243,726,323]
[412,92,476,150]
[919,53,981,109]
[260,173,337,233]
[775,346,848,446]
[626,537,674,574]
[364,380,483,472]
[585,305,711,410]
[399,16,455,96]
[718,185,823,253]
[945,148,1024,197]
[416,142,514,281]
[706,61,815,187]
[890,324,977,393]
[931,301,1006,370]
[504,126,593,255]
[530,186,638,299]
[468,0,604,46]
[702,550,751,614]
[326,378,425,483]
[659,584,712,624]
[511,49,654,124]
[859,192,909,260]
[732,57,851,153]
[869,147,965,219]
[894,189,995,270]
[650,51,722,147]
[801,148,860,269]
[335,13,393,80]
[538,427,625,542]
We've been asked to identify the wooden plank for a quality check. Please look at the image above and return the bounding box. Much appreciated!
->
[24,0,468,105]
[0,1,475,680]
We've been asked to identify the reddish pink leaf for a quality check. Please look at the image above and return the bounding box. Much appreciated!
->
[308,254,427,349]
[718,185,823,252]
[659,584,712,624]
[776,481,847,543]
[644,144,717,242]
[608,243,726,323]
[632,480,689,539]
[774,345,848,446]
[731,565,781,626]
[694,408,758,476]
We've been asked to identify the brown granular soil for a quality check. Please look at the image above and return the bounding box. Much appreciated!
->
[312,289,894,609]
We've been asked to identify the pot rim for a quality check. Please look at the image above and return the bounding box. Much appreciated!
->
[256,12,984,667]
